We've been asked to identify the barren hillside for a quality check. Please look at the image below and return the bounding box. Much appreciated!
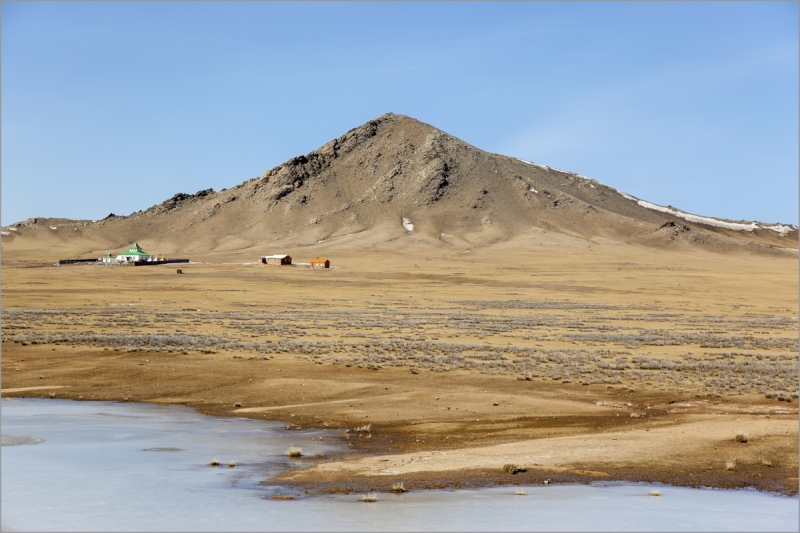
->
[2,113,796,261]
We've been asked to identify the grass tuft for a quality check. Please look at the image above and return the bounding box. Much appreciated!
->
[734,432,748,443]
[650,489,660,497]
[725,459,736,471]
[360,493,379,502]
[228,460,236,468]
[209,457,220,466]
[389,482,407,493]
[285,446,303,457]
[502,463,526,474]
[514,490,529,496]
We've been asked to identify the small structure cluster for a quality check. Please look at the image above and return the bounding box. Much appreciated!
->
[94,243,188,266]
[106,243,157,263]
[259,254,331,268]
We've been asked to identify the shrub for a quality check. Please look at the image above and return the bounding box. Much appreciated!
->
[734,432,748,443]
[389,482,407,493]
[503,463,526,474]
[286,447,303,457]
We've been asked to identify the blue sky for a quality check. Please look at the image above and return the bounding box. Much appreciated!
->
[2,2,797,226]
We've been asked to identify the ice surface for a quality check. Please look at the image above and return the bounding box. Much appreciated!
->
[2,398,797,532]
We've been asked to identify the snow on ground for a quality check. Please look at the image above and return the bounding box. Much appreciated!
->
[763,224,796,236]
[516,158,549,171]
[49,226,57,230]
[621,196,797,234]
[516,157,796,235]
[634,200,758,231]
[402,217,414,232]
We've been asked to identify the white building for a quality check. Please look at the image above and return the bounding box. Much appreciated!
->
[260,254,292,265]
[115,243,153,263]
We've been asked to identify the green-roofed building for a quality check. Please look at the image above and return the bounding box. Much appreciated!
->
[115,243,152,263]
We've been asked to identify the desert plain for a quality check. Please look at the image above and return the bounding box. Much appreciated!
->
[2,229,798,495]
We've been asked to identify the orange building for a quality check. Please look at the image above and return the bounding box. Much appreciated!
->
[309,258,330,268]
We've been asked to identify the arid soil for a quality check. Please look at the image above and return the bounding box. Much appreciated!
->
[2,238,798,495]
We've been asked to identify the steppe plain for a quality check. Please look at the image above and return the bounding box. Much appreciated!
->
[2,230,798,495]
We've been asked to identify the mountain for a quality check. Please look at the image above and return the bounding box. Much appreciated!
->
[2,113,796,260]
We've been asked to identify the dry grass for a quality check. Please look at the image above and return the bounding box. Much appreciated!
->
[725,459,737,471]
[359,493,379,502]
[4,283,796,403]
[502,463,526,474]
[761,458,773,467]
[734,432,748,443]
[285,446,303,457]
[514,490,529,496]
[271,495,296,501]
[389,482,407,493]
[228,460,236,468]
[209,457,220,466]
[650,489,661,497]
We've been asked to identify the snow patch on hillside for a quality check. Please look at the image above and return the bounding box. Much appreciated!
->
[634,200,759,231]
[516,158,549,170]
[619,195,797,234]
[762,224,796,235]
[516,157,796,236]
[402,217,414,231]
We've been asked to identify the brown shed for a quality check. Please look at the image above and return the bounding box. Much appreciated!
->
[261,254,292,265]
[309,258,330,268]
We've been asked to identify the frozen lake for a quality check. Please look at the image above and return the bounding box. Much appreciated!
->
[2,398,797,532]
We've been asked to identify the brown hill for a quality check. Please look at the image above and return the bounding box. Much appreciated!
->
[2,113,796,261]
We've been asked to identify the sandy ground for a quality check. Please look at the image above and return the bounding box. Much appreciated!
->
[2,237,798,494]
